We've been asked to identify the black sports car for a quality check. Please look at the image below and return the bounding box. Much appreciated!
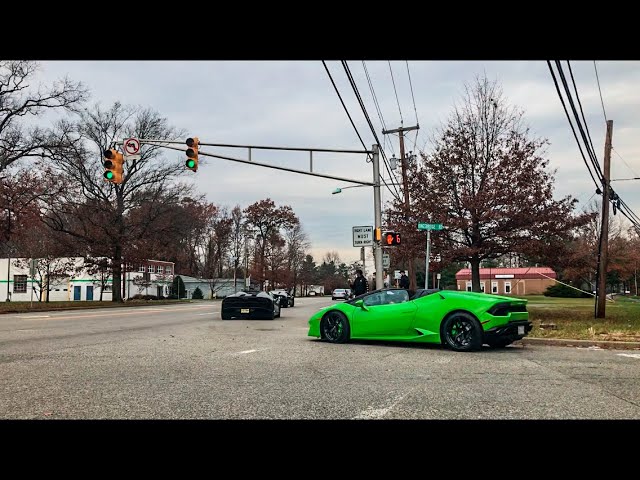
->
[221,290,281,320]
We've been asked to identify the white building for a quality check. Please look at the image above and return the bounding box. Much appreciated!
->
[0,257,175,302]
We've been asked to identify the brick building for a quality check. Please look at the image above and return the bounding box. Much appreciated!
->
[455,267,556,296]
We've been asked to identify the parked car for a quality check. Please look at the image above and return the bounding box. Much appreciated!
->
[221,290,281,320]
[308,288,532,352]
[332,288,350,300]
[270,289,295,307]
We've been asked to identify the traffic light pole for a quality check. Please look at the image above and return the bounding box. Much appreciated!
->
[372,144,383,290]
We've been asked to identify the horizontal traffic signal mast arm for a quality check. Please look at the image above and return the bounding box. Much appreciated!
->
[141,140,376,187]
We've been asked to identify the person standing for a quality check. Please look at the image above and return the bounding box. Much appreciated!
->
[351,269,369,296]
[399,270,409,289]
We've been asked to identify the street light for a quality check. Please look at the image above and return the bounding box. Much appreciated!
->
[332,185,370,195]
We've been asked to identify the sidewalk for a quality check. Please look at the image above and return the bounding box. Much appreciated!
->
[517,337,640,350]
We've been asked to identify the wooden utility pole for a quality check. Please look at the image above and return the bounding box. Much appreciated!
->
[596,119,613,318]
[382,124,419,290]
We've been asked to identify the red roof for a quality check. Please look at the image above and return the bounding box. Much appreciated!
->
[455,267,556,280]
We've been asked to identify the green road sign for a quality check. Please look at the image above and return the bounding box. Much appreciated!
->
[417,223,443,231]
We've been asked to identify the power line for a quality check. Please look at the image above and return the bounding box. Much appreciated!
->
[388,61,403,125]
[612,147,640,178]
[322,61,369,155]
[547,61,601,188]
[362,61,394,157]
[593,61,608,123]
[567,61,601,177]
[323,60,400,203]
[341,61,402,202]
[405,61,419,128]
[555,61,603,180]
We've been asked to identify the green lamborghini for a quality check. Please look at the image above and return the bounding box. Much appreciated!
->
[307,288,532,352]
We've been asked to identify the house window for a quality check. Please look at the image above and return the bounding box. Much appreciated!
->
[466,281,472,292]
[103,285,112,292]
[166,267,172,275]
[480,282,486,292]
[147,265,154,273]
[504,282,511,294]
[13,275,27,293]
[138,265,145,273]
[157,266,163,274]
[492,282,498,294]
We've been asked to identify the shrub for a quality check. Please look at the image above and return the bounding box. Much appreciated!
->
[543,283,591,298]
[192,287,204,299]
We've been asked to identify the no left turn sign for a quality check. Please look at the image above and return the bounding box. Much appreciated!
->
[124,138,141,155]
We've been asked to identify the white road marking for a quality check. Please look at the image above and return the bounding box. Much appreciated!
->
[22,315,51,319]
[237,349,258,354]
[196,313,216,316]
[354,393,408,420]
[617,353,640,359]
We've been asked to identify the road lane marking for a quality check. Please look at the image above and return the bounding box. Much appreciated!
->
[232,348,269,355]
[20,309,216,321]
[353,393,408,420]
[617,353,640,359]
[22,315,51,319]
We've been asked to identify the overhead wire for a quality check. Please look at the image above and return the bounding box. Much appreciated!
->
[362,61,394,157]
[546,61,601,188]
[388,61,403,125]
[321,61,370,156]
[555,61,603,180]
[593,61,608,123]
[567,61,602,178]
[341,61,403,203]
[405,61,421,150]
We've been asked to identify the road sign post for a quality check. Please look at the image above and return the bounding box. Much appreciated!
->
[417,223,444,289]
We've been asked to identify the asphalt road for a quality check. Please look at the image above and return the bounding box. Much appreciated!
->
[1,297,639,419]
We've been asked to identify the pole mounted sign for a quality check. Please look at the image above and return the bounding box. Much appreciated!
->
[417,222,443,231]
[352,226,373,247]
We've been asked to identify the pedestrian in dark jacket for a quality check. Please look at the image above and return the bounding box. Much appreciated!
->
[399,270,410,289]
[351,269,369,296]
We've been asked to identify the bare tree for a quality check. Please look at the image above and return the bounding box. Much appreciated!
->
[41,102,190,301]
[0,60,88,172]
[284,222,310,294]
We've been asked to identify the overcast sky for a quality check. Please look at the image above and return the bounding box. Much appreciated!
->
[33,61,640,271]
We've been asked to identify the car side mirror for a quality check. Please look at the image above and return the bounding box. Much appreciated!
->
[354,299,368,311]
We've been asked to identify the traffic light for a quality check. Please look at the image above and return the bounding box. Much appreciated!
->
[103,148,124,184]
[383,231,401,246]
[185,137,199,171]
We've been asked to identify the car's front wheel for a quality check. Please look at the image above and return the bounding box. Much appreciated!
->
[320,311,350,343]
[441,312,483,352]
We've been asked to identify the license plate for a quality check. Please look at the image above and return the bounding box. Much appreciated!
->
[518,325,525,335]
[241,308,249,314]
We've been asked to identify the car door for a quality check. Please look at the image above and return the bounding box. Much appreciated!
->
[351,290,417,338]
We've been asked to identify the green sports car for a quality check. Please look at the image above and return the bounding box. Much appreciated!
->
[307,288,532,352]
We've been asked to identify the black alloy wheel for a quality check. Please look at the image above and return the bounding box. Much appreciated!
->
[442,312,483,352]
[320,311,350,344]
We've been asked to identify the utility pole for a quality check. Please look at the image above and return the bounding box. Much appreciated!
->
[382,124,419,290]
[596,119,613,318]
[372,144,384,290]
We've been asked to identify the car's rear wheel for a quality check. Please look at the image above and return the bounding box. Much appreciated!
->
[442,312,483,352]
[320,311,350,343]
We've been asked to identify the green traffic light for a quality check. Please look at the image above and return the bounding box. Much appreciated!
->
[186,159,196,169]
[104,171,114,180]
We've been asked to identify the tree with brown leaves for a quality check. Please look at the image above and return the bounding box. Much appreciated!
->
[386,75,592,292]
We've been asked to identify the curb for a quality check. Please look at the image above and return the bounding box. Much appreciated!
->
[517,337,640,350]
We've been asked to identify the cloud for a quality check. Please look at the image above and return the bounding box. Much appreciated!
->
[31,60,640,271]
